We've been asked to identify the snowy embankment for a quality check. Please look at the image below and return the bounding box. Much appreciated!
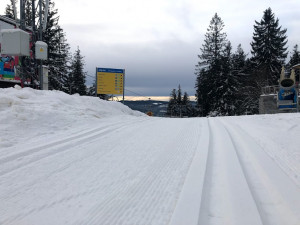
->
[0,86,144,149]
[0,86,300,225]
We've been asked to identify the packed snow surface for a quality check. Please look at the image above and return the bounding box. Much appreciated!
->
[0,86,300,225]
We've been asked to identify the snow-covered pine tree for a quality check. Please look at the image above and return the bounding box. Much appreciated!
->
[4,0,16,19]
[182,92,192,117]
[167,88,177,116]
[53,26,71,92]
[195,68,210,116]
[231,44,249,115]
[250,8,288,86]
[41,0,71,91]
[24,0,32,27]
[69,47,86,95]
[217,41,240,116]
[177,84,182,106]
[195,13,229,116]
[167,86,194,117]
[287,45,300,82]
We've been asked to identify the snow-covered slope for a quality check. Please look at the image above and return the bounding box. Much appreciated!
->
[0,86,144,149]
[0,87,300,225]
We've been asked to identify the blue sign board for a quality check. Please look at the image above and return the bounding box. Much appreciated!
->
[97,68,124,73]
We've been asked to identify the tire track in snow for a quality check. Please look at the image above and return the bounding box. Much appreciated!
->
[198,118,263,225]
[220,119,300,225]
[0,117,149,177]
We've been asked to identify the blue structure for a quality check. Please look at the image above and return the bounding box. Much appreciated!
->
[277,66,299,110]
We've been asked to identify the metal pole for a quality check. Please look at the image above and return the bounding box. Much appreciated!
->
[123,69,125,104]
[95,67,97,97]
[19,0,26,86]
[32,0,37,87]
[39,0,43,90]
[20,0,25,30]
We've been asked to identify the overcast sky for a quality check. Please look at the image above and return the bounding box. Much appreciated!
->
[1,0,300,97]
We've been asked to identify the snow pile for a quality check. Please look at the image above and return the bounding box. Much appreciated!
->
[0,86,144,148]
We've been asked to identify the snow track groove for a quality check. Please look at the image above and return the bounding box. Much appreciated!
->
[0,118,203,225]
[79,119,203,225]
[169,119,210,225]
[198,119,263,225]
[0,118,148,177]
[1,116,300,225]
[220,119,300,225]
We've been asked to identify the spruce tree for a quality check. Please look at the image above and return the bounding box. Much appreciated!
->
[231,44,249,115]
[4,0,16,19]
[250,8,288,86]
[195,13,229,116]
[25,0,32,27]
[287,45,300,82]
[177,84,182,106]
[167,89,177,116]
[40,0,71,91]
[217,41,239,116]
[182,92,192,117]
[69,47,86,95]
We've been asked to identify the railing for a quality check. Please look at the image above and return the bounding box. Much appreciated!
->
[261,84,300,95]
[261,85,279,95]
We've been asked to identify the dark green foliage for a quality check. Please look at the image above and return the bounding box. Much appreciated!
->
[250,8,288,86]
[287,45,300,82]
[167,85,193,117]
[167,88,177,116]
[231,44,253,115]
[195,13,240,116]
[195,13,228,116]
[4,0,16,19]
[42,0,69,91]
[68,47,86,95]
[86,79,107,100]
[25,0,32,27]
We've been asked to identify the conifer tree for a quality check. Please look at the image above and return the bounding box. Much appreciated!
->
[167,86,194,117]
[231,44,251,115]
[167,89,177,116]
[41,0,71,91]
[218,41,240,116]
[69,47,86,95]
[287,45,300,82]
[25,0,32,27]
[182,92,192,117]
[288,45,300,67]
[250,8,288,86]
[195,13,229,116]
[4,0,16,19]
[177,85,182,106]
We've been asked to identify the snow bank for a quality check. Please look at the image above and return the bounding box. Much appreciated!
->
[0,86,144,148]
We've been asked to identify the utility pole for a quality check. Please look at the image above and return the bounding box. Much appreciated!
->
[39,0,43,90]
[19,0,26,86]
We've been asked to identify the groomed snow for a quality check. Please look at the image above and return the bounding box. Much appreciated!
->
[0,86,300,225]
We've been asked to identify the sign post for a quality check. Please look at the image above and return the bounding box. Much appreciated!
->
[96,67,125,102]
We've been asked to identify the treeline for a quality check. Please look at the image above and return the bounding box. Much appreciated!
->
[4,0,95,96]
[194,8,300,116]
[166,85,196,117]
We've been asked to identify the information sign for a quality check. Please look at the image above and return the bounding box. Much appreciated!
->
[96,68,124,95]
